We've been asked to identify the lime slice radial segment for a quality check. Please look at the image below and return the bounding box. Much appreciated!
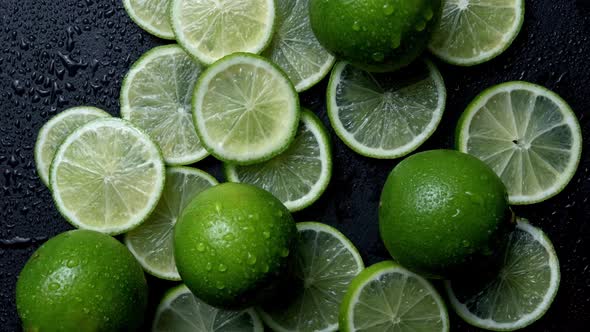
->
[123,0,175,40]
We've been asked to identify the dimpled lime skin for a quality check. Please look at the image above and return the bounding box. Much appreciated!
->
[310,0,441,72]
[174,183,298,309]
[16,230,148,332]
[379,150,512,279]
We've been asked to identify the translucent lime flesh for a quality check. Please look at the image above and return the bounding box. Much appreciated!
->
[123,0,174,39]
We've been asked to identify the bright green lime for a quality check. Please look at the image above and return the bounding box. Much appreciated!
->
[123,0,175,39]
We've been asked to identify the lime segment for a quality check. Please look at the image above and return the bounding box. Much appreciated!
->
[123,0,174,39]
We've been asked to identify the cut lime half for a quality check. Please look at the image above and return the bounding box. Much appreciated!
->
[123,0,175,39]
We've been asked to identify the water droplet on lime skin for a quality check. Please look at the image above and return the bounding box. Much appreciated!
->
[223,233,234,241]
[262,231,271,239]
[218,264,227,272]
[262,264,269,273]
[352,21,361,31]
[415,21,427,32]
[424,7,434,21]
[247,253,257,265]
[280,248,290,258]
[197,243,206,252]
[383,3,395,15]
[206,262,212,271]
[66,259,78,268]
[462,240,471,248]
[391,34,402,49]
[372,52,385,62]
[216,282,225,290]
[48,282,60,291]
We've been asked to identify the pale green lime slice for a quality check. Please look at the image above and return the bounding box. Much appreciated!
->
[121,45,208,165]
[192,53,300,165]
[50,118,165,235]
[224,110,331,212]
[153,284,264,332]
[327,59,446,159]
[428,0,525,66]
[123,0,174,40]
[446,219,560,331]
[339,261,450,332]
[35,106,110,188]
[258,222,364,332]
[456,81,582,205]
[170,0,276,65]
[263,0,335,92]
[125,167,218,280]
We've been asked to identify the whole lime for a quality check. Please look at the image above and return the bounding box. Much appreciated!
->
[379,150,512,279]
[174,183,298,309]
[310,0,442,72]
[16,230,148,332]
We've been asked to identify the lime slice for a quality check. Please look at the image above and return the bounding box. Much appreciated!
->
[125,167,218,280]
[35,106,110,188]
[339,261,450,332]
[121,45,208,165]
[428,0,525,66]
[193,53,300,165]
[263,0,335,92]
[446,219,560,331]
[153,284,264,332]
[456,81,582,205]
[258,222,364,332]
[50,118,165,235]
[170,0,275,65]
[224,110,331,212]
[123,0,174,40]
[327,59,446,159]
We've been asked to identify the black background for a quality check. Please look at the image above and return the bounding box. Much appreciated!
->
[1,0,589,331]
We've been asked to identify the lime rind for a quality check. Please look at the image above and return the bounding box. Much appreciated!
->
[123,0,175,40]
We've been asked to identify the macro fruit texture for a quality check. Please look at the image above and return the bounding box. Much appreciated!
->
[174,183,298,309]
[16,230,148,332]
[379,150,512,279]
[310,0,442,72]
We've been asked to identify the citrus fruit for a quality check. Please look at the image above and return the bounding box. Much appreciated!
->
[170,0,276,65]
[121,45,208,165]
[310,0,442,72]
[379,149,511,279]
[123,0,175,39]
[125,167,218,281]
[429,0,525,66]
[16,230,148,332]
[174,183,297,309]
[35,106,110,188]
[50,118,165,235]
[224,110,332,212]
[258,222,364,332]
[446,219,560,331]
[339,261,450,332]
[153,284,264,332]
[192,53,300,165]
[456,81,582,205]
[327,59,446,159]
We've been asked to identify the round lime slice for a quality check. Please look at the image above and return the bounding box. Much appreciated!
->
[327,59,446,159]
[153,284,264,331]
[123,0,175,40]
[35,106,110,188]
[125,167,218,280]
[50,118,165,235]
[192,53,300,165]
[446,219,560,331]
[258,222,364,332]
[456,81,582,205]
[121,45,208,165]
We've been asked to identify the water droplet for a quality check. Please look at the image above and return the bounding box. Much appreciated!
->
[276,210,283,217]
[48,282,60,291]
[66,259,78,268]
[262,231,270,239]
[247,253,257,265]
[206,262,212,271]
[262,264,269,273]
[424,7,434,21]
[280,248,290,258]
[83,307,89,314]
[372,52,385,62]
[197,243,206,252]
[391,34,402,49]
[415,21,427,32]
[352,21,361,31]
[216,282,225,290]
[218,264,227,272]
[215,203,222,213]
[383,3,395,15]
[462,240,470,248]
[223,233,234,241]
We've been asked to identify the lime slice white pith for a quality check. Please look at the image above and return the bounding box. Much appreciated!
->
[50,118,165,235]
[123,0,175,40]
[121,45,208,165]
[456,81,582,205]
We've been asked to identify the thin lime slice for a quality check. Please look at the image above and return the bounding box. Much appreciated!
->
[224,110,331,212]
[428,0,525,66]
[153,284,264,332]
[35,106,110,188]
[258,222,364,332]
[123,0,175,40]
[121,45,208,165]
[327,59,446,159]
[456,81,582,205]
[339,261,450,332]
[263,0,335,92]
[446,219,560,331]
[125,167,218,281]
[50,118,165,235]
[193,53,300,165]
[170,0,275,65]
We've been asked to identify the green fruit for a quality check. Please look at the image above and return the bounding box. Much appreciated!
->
[379,150,511,279]
[16,230,148,332]
[174,183,297,309]
[310,0,442,72]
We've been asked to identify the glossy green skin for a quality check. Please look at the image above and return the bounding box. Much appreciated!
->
[174,183,297,309]
[16,230,148,332]
[310,0,442,72]
[379,150,512,279]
